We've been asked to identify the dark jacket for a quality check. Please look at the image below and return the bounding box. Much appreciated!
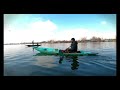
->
[70,41,78,52]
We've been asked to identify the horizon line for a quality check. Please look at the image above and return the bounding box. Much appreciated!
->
[4,38,116,44]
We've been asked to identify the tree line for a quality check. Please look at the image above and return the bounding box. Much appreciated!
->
[4,36,116,45]
[41,36,116,43]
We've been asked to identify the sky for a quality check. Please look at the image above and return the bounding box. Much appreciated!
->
[4,14,116,43]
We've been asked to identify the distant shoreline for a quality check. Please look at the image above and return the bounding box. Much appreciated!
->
[4,41,116,45]
[4,37,116,45]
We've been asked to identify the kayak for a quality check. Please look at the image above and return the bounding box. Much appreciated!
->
[33,46,59,54]
[32,46,98,56]
[26,45,41,47]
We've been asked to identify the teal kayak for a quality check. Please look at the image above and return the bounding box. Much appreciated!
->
[33,46,59,54]
[33,46,98,56]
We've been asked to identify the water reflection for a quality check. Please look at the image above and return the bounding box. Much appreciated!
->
[88,42,101,49]
[34,53,79,70]
[34,56,57,68]
[71,56,79,70]
[59,56,79,70]
[79,43,87,50]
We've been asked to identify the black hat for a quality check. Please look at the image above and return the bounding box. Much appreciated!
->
[71,38,75,41]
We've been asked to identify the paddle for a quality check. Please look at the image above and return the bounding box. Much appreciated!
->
[58,51,64,62]
[59,46,71,56]
[33,47,34,52]
[59,56,64,64]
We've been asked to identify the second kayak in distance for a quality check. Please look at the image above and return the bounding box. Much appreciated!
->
[26,45,41,47]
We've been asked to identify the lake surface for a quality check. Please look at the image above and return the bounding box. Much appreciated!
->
[4,42,116,76]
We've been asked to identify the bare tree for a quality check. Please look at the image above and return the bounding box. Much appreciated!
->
[81,37,87,42]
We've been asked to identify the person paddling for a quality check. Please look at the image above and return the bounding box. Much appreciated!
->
[61,38,78,53]
[32,40,34,45]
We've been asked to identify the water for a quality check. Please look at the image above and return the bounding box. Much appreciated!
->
[4,42,116,76]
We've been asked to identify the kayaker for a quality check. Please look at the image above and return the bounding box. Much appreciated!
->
[61,38,78,53]
[32,40,34,45]
[37,43,38,45]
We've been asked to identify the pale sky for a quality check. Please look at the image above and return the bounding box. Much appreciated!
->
[4,14,116,43]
